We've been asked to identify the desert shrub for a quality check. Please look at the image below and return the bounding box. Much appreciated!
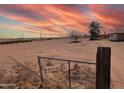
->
[46,62,53,66]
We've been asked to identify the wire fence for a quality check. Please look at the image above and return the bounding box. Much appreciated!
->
[38,56,96,89]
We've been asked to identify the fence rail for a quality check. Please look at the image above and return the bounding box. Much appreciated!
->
[38,56,96,65]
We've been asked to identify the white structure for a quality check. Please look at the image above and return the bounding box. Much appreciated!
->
[109,30,124,41]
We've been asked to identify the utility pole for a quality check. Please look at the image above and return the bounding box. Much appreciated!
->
[40,30,41,39]
[22,31,24,40]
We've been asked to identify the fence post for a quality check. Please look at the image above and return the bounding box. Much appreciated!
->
[96,47,111,89]
[68,61,71,89]
[37,56,44,83]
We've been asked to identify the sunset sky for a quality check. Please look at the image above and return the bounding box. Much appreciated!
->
[0,4,124,38]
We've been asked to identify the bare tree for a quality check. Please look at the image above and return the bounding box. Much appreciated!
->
[70,31,82,43]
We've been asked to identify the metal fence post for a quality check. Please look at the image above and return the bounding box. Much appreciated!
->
[68,61,71,89]
[96,47,111,89]
[37,56,44,83]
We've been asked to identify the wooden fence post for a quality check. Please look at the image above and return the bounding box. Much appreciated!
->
[96,47,111,89]
[68,61,71,89]
[37,56,44,83]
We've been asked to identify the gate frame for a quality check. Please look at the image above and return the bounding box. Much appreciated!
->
[37,56,96,89]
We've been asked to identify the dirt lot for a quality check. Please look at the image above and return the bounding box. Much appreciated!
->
[0,38,124,88]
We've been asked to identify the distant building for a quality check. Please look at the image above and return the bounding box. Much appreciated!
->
[109,30,124,41]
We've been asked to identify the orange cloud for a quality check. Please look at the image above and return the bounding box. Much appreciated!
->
[7,5,88,35]
[88,4,124,31]
[1,4,124,37]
